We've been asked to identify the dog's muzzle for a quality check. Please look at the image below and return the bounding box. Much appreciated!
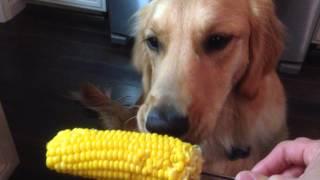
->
[146,105,189,137]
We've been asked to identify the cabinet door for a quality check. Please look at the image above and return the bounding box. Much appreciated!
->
[34,0,107,12]
[277,0,320,63]
[0,102,19,179]
[313,19,320,44]
[0,0,25,22]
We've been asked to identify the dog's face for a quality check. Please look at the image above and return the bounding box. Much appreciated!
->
[133,0,283,142]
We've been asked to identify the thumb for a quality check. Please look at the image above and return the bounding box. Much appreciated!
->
[268,175,299,180]
[235,171,268,180]
[235,171,299,180]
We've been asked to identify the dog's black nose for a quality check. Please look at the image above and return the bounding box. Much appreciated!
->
[146,105,189,137]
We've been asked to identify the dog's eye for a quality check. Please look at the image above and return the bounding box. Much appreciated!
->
[146,36,161,52]
[203,34,232,53]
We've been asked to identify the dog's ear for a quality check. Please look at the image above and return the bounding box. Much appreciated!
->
[132,5,153,101]
[78,83,111,110]
[238,0,284,99]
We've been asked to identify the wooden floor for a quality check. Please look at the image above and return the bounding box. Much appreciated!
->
[0,5,319,179]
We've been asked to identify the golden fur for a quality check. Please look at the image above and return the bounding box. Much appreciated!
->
[80,0,288,176]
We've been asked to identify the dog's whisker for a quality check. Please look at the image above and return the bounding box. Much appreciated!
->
[116,96,131,103]
[124,116,137,125]
[128,105,141,109]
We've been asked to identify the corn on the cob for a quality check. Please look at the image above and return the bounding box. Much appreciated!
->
[46,128,203,180]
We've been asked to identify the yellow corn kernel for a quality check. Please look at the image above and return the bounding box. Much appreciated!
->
[46,128,203,180]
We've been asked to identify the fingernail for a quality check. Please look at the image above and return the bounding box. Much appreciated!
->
[236,171,269,180]
[235,171,256,180]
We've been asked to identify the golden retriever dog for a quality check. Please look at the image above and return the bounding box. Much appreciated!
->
[80,0,288,176]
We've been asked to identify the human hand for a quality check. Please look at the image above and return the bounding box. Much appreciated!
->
[235,138,320,180]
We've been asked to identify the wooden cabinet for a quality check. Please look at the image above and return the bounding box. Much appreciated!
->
[33,0,107,12]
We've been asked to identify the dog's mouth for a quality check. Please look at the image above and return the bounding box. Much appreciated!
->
[179,133,201,145]
[142,119,203,145]
[141,127,201,147]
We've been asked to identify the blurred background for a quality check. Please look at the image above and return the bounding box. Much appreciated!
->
[0,0,320,179]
